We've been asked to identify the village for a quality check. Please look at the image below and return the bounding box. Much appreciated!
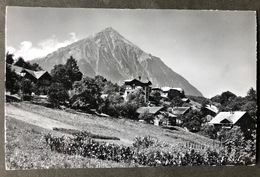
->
[6,59,256,139]
[5,54,257,169]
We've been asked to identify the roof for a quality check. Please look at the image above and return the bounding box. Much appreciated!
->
[136,106,163,114]
[161,87,183,92]
[181,98,189,102]
[172,107,190,115]
[10,65,50,80]
[10,65,23,74]
[204,104,219,114]
[168,113,177,117]
[124,78,152,86]
[161,87,172,92]
[189,99,202,108]
[172,87,183,92]
[34,71,48,79]
[209,111,247,124]
[22,69,50,80]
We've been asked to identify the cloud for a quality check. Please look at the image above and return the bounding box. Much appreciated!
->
[7,33,79,61]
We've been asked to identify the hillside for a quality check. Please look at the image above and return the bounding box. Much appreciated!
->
[5,102,219,169]
[32,27,203,97]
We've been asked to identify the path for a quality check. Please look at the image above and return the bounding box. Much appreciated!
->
[5,103,80,131]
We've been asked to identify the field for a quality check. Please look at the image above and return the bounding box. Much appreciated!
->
[5,102,222,169]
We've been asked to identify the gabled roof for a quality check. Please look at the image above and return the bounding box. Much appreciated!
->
[209,111,247,124]
[172,107,190,115]
[34,71,49,79]
[22,69,50,80]
[136,106,163,114]
[10,65,50,80]
[204,104,219,114]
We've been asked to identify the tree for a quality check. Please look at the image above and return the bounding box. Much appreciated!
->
[14,56,43,71]
[14,57,27,68]
[99,92,124,117]
[220,91,237,105]
[6,52,14,64]
[48,83,69,107]
[30,63,43,71]
[51,57,82,90]
[246,87,256,102]
[51,64,71,90]
[171,96,183,107]
[21,78,33,95]
[127,88,147,107]
[150,91,161,106]
[182,110,204,132]
[65,56,83,88]
[200,124,217,139]
[71,76,102,110]
[210,94,222,103]
[5,64,21,94]
[103,81,120,94]
[241,101,257,119]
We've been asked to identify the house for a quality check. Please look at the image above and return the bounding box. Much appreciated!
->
[209,111,254,131]
[201,104,219,117]
[172,106,191,115]
[167,113,178,126]
[124,77,152,102]
[136,106,164,126]
[160,87,185,99]
[11,65,52,94]
[171,107,191,125]
[188,99,202,110]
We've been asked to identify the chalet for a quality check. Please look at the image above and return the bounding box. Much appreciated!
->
[151,87,161,93]
[11,65,52,94]
[171,107,191,125]
[21,69,52,85]
[124,77,152,102]
[209,111,254,131]
[201,104,219,117]
[161,87,185,98]
[172,106,191,116]
[136,106,164,126]
[183,98,201,110]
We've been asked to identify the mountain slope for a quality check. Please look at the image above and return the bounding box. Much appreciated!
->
[32,27,203,96]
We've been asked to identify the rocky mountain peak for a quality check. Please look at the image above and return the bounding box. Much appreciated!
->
[32,27,203,97]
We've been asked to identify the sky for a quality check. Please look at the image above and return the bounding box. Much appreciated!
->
[6,7,256,98]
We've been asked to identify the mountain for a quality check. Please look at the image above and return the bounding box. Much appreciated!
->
[32,27,203,97]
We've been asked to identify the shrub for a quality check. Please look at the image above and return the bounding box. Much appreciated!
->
[44,133,255,166]
[22,94,32,101]
[133,136,156,148]
[199,124,217,139]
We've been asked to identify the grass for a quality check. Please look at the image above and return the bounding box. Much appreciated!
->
[5,102,221,169]
[52,127,121,140]
[8,102,219,148]
[5,116,139,169]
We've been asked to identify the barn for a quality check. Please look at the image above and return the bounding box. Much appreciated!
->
[209,111,254,131]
